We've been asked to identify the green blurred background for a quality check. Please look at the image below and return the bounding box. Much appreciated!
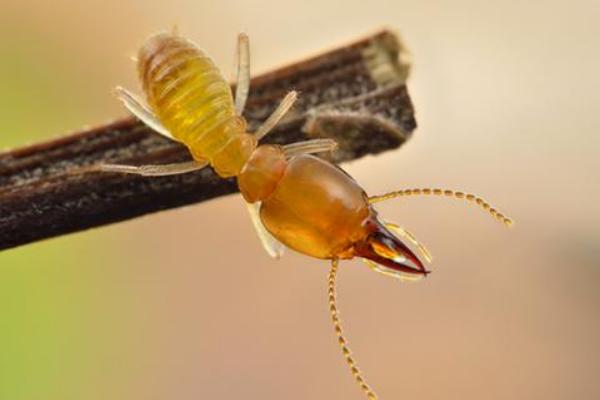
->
[1,0,598,399]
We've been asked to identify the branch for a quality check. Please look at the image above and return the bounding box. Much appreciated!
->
[0,30,416,251]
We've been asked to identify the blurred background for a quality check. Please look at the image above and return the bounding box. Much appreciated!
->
[0,0,598,399]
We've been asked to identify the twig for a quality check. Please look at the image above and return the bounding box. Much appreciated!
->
[0,30,416,251]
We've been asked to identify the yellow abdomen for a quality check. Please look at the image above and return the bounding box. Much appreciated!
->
[138,33,254,177]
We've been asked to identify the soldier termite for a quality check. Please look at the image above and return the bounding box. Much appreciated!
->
[97,31,514,399]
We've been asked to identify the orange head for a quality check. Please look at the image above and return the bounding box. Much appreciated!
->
[353,216,430,279]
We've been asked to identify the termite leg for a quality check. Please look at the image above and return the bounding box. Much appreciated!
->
[328,259,378,400]
[254,91,298,141]
[369,188,514,227]
[114,87,177,141]
[384,222,433,263]
[234,32,251,116]
[94,160,208,177]
[246,202,286,259]
[282,138,338,158]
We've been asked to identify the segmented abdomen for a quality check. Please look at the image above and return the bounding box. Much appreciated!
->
[138,33,238,162]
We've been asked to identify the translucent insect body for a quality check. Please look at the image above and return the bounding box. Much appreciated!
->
[101,31,513,399]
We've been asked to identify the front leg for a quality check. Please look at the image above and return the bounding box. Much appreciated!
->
[282,138,338,158]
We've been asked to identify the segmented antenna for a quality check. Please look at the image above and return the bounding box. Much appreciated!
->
[369,188,514,227]
[328,259,378,400]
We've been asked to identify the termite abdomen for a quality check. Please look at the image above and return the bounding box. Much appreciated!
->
[137,33,254,177]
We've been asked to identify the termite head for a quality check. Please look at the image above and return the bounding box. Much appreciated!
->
[354,217,430,281]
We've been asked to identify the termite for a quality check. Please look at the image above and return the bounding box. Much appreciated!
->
[98,31,513,399]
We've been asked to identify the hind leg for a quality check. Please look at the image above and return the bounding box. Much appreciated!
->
[114,87,177,141]
[234,33,251,115]
[94,160,208,177]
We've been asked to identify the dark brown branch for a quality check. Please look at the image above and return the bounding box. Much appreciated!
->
[0,30,416,251]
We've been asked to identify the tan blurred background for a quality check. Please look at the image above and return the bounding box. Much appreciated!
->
[0,0,599,399]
